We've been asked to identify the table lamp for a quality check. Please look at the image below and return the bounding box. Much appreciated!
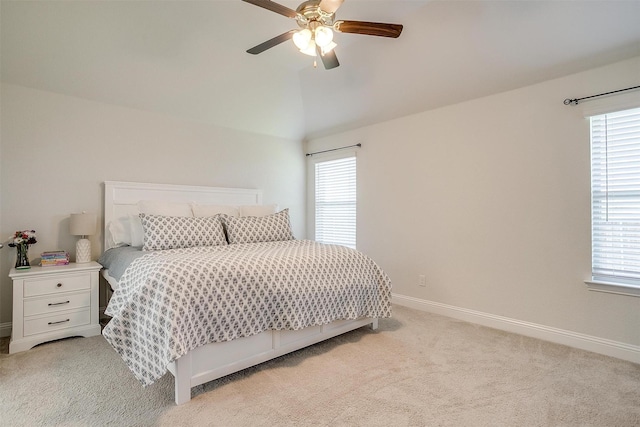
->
[70,212,97,263]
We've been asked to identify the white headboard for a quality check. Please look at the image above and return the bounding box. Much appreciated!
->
[104,181,262,249]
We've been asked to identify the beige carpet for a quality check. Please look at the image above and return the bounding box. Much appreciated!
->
[0,305,639,426]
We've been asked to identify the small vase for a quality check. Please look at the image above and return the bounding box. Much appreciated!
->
[15,243,31,269]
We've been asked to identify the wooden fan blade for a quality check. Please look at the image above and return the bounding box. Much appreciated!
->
[247,30,297,54]
[319,48,340,70]
[334,20,403,38]
[241,0,298,19]
[319,0,344,14]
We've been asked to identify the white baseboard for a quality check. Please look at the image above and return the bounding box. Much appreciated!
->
[6,295,638,364]
[0,322,12,339]
[392,293,640,365]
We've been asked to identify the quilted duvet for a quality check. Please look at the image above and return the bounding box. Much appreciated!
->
[102,240,392,385]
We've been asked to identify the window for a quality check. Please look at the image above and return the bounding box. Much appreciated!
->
[313,155,356,248]
[590,106,640,291]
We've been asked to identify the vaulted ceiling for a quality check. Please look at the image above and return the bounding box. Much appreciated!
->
[2,1,640,141]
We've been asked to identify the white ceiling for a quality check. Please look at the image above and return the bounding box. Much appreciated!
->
[2,0,640,141]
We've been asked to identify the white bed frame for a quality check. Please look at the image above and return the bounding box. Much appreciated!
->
[103,181,378,404]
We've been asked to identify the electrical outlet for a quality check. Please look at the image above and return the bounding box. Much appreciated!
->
[418,274,426,287]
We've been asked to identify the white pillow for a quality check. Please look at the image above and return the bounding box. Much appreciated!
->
[191,203,240,218]
[138,200,192,217]
[139,214,227,251]
[239,204,278,217]
[107,217,131,247]
[224,209,294,244]
[129,214,144,247]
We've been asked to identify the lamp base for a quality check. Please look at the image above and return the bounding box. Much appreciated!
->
[76,238,91,263]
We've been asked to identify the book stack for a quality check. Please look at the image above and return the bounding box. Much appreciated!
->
[40,250,70,267]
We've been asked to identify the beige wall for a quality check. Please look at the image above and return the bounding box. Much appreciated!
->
[0,83,306,328]
[3,56,639,351]
[307,56,640,348]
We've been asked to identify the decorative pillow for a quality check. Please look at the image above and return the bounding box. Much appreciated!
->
[191,203,240,218]
[239,204,278,217]
[138,200,192,217]
[140,214,227,251]
[224,209,294,244]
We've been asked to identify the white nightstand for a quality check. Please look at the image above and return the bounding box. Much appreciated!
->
[9,261,102,354]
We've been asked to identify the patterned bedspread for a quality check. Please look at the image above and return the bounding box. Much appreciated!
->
[102,240,392,386]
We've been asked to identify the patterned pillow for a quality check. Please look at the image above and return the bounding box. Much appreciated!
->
[140,214,227,251]
[224,209,294,244]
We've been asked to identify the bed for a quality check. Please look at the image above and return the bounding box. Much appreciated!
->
[99,181,392,404]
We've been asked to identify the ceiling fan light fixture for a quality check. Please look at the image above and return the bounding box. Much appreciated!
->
[293,28,312,50]
[314,26,334,47]
[321,41,337,54]
[243,0,403,70]
[300,40,318,56]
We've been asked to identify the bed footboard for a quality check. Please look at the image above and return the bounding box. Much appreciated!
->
[168,317,377,405]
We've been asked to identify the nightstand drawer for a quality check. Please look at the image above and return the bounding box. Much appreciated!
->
[23,309,90,337]
[23,273,91,297]
[23,291,91,317]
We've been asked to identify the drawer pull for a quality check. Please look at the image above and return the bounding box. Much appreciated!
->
[48,301,70,307]
[48,319,70,326]
[56,283,63,288]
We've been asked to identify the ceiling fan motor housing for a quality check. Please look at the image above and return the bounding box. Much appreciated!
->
[296,0,335,29]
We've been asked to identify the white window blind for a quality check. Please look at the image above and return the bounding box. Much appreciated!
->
[314,156,356,248]
[591,106,640,285]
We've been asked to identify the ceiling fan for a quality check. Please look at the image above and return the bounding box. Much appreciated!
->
[242,0,403,70]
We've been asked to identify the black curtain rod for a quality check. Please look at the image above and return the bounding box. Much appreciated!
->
[306,143,362,157]
[563,85,640,106]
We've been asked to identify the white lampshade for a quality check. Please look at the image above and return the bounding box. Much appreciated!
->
[321,41,337,54]
[293,29,312,50]
[300,40,318,57]
[70,212,97,237]
[314,26,333,47]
